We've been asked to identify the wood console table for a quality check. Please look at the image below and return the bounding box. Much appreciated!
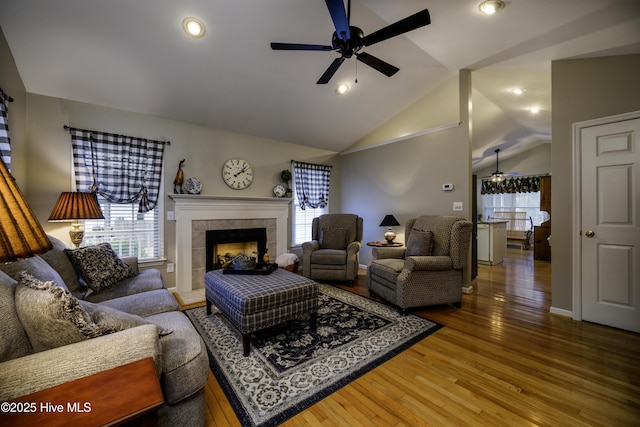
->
[0,357,163,427]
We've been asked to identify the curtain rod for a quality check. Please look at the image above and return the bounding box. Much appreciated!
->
[63,125,170,145]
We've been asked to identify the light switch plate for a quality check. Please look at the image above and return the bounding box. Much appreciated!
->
[167,211,175,221]
[453,202,463,211]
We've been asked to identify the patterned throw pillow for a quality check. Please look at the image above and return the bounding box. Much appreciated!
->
[65,243,136,293]
[14,272,115,352]
[319,227,348,249]
[406,229,434,257]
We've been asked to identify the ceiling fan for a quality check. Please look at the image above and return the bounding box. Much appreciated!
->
[270,0,431,84]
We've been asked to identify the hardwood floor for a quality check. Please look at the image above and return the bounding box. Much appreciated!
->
[202,250,640,426]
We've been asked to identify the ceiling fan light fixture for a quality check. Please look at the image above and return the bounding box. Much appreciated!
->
[182,17,206,38]
[478,1,505,15]
[335,84,349,95]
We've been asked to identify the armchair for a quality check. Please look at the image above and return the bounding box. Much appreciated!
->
[302,214,363,285]
[367,215,473,314]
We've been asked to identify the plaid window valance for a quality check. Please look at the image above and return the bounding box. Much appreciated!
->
[68,128,166,213]
[292,160,332,210]
[481,176,541,194]
[0,88,12,170]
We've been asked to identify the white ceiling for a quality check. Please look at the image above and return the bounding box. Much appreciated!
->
[1,0,639,170]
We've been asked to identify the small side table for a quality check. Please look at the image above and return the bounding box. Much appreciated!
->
[367,241,403,247]
[1,357,164,427]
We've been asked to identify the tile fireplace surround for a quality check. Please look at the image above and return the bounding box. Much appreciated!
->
[169,195,291,293]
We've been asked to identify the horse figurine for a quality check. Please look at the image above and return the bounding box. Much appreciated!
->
[173,159,185,194]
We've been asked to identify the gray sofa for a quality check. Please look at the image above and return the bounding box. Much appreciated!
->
[0,236,209,426]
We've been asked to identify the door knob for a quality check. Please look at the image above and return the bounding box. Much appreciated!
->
[585,230,595,238]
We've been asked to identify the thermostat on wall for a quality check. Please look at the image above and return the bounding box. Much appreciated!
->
[442,183,454,191]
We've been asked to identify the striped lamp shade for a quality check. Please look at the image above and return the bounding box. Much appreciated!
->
[0,157,52,262]
[48,192,105,222]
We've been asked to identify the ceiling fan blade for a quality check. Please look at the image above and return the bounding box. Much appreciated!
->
[362,9,430,46]
[325,0,351,41]
[317,57,345,84]
[271,42,333,51]
[356,52,399,77]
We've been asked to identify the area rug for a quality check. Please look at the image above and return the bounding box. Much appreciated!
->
[185,283,442,427]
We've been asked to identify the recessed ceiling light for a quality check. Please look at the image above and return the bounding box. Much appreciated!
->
[335,84,349,95]
[478,1,506,15]
[510,88,525,95]
[529,107,540,114]
[182,17,206,38]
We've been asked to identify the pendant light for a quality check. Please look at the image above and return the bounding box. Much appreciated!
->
[491,149,505,182]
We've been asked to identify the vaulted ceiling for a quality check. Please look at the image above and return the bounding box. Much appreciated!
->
[1,0,639,171]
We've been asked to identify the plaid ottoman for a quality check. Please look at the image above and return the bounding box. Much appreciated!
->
[204,268,318,356]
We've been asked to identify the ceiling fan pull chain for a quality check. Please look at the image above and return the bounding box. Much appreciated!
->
[355,59,358,84]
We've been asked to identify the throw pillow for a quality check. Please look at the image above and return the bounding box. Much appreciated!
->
[0,270,33,361]
[14,271,115,353]
[80,301,173,337]
[406,229,434,257]
[65,243,136,294]
[319,227,348,249]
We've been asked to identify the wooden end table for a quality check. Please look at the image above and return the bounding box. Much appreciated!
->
[366,241,403,247]
[0,357,164,427]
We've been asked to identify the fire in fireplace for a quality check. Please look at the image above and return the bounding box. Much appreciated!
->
[205,228,267,271]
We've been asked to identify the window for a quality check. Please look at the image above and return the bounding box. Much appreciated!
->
[482,192,548,227]
[290,161,332,245]
[292,198,327,245]
[83,195,162,261]
[67,127,166,262]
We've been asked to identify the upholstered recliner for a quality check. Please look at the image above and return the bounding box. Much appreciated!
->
[302,214,363,284]
[367,215,473,313]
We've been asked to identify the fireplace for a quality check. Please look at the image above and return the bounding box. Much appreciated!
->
[169,194,291,293]
[206,228,267,271]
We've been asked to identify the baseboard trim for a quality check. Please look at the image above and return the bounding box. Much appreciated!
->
[550,306,573,319]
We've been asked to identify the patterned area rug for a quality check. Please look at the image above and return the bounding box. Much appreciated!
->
[185,284,442,427]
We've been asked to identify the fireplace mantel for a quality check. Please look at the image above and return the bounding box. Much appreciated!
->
[169,194,291,292]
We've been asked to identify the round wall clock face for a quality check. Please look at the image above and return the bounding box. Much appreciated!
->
[222,158,254,189]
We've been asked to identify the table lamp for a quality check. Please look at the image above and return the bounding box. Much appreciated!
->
[379,214,400,244]
[48,192,104,248]
[0,157,52,262]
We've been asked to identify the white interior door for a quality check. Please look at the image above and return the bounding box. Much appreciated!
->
[579,114,640,333]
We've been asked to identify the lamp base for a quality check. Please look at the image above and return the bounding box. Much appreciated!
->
[383,228,396,244]
[69,223,84,248]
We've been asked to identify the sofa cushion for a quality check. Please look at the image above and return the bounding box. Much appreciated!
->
[95,289,179,317]
[14,272,114,352]
[406,229,434,257]
[40,235,83,292]
[65,243,136,294]
[310,248,347,265]
[145,311,209,405]
[77,269,167,303]
[0,270,33,362]
[80,301,173,336]
[319,227,348,249]
[369,258,405,283]
[0,255,69,292]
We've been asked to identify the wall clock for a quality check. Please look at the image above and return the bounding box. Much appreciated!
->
[222,158,254,190]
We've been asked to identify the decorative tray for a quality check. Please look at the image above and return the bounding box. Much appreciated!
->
[222,262,278,275]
